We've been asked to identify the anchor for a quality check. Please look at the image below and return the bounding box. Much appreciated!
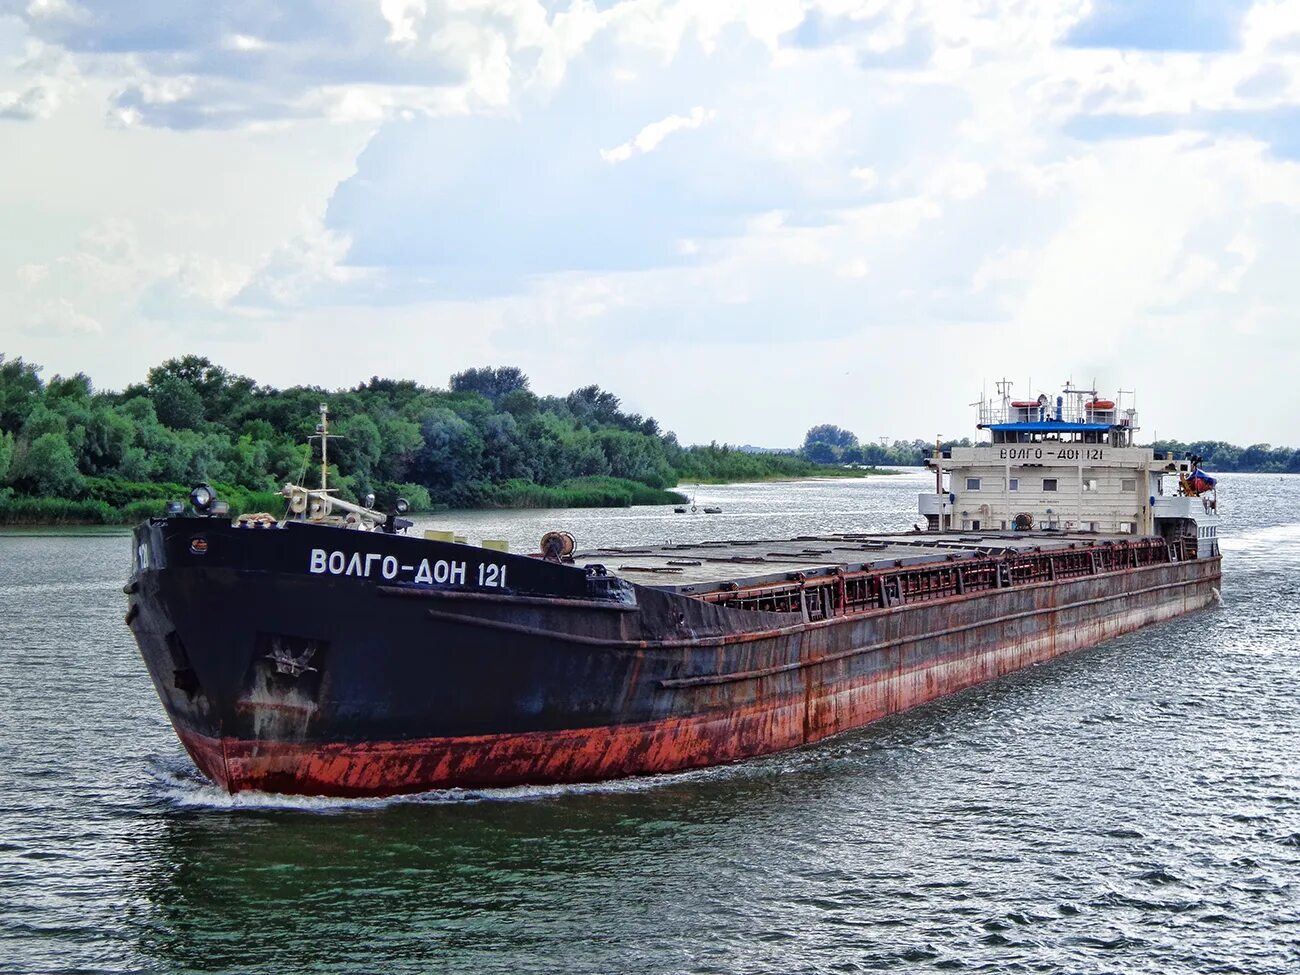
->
[265,643,318,678]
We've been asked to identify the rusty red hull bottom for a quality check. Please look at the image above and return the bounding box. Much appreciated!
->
[173,586,1211,797]
[129,516,1221,798]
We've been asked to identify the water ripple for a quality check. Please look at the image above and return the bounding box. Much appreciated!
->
[2,472,1298,975]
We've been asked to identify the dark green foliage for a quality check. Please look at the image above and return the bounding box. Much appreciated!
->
[449,366,529,406]
[374,482,435,513]
[800,429,976,466]
[146,355,261,424]
[0,496,118,524]
[1151,440,1300,473]
[223,488,288,517]
[121,499,172,522]
[82,476,190,508]
[803,424,863,464]
[150,375,206,430]
[0,356,43,432]
[2,355,1284,529]
[0,356,894,524]
[804,423,856,449]
[804,441,838,464]
[14,433,83,496]
[333,414,382,488]
[802,424,1300,472]
[677,444,843,482]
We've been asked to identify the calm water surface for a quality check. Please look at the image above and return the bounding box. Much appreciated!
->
[1,472,1297,974]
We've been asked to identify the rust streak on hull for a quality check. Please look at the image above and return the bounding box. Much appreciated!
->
[170,570,1216,797]
[128,517,1222,798]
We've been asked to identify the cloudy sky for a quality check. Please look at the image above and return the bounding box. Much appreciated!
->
[2,0,1299,447]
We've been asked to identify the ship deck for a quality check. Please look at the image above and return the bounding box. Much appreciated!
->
[576,531,1149,596]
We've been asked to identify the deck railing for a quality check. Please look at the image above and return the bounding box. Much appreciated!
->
[702,538,1178,618]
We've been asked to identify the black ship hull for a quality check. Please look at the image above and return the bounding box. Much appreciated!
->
[126,519,1221,796]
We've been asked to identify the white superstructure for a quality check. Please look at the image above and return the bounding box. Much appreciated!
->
[919,381,1220,559]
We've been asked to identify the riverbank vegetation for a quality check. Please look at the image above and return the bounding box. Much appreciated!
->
[800,422,1300,472]
[0,355,881,525]
[802,424,974,467]
[1148,440,1300,473]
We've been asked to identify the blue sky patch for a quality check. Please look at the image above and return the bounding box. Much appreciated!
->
[1066,106,1300,161]
[1064,0,1251,52]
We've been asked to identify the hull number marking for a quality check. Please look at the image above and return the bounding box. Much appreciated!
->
[308,548,507,588]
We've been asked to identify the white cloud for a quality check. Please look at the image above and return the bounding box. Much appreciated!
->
[1243,0,1300,52]
[600,105,716,162]
[236,223,364,308]
[222,34,268,53]
[3,0,1300,448]
[0,83,56,118]
[761,106,851,161]
[380,0,426,46]
[926,160,987,200]
[23,0,85,23]
[849,165,878,188]
[27,297,101,336]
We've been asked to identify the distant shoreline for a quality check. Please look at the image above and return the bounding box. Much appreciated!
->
[681,466,900,485]
[0,468,901,527]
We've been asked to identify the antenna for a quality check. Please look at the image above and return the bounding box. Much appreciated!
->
[308,402,346,496]
[995,377,1013,416]
[318,403,329,492]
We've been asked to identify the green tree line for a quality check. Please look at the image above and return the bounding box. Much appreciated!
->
[1149,440,1300,473]
[0,355,865,524]
[801,424,974,466]
[801,422,1300,472]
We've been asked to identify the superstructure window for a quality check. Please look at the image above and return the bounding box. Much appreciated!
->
[1043,478,1058,492]
[1121,478,1137,492]
[966,477,981,491]
[1009,478,1019,492]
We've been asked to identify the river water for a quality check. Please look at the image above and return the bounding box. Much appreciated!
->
[1,471,1296,974]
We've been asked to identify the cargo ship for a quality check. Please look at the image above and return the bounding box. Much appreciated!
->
[125,385,1221,796]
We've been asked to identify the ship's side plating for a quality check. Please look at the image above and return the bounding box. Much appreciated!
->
[127,519,1220,796]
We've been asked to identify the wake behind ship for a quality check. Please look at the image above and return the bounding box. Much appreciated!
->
[126,384,1222,796]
